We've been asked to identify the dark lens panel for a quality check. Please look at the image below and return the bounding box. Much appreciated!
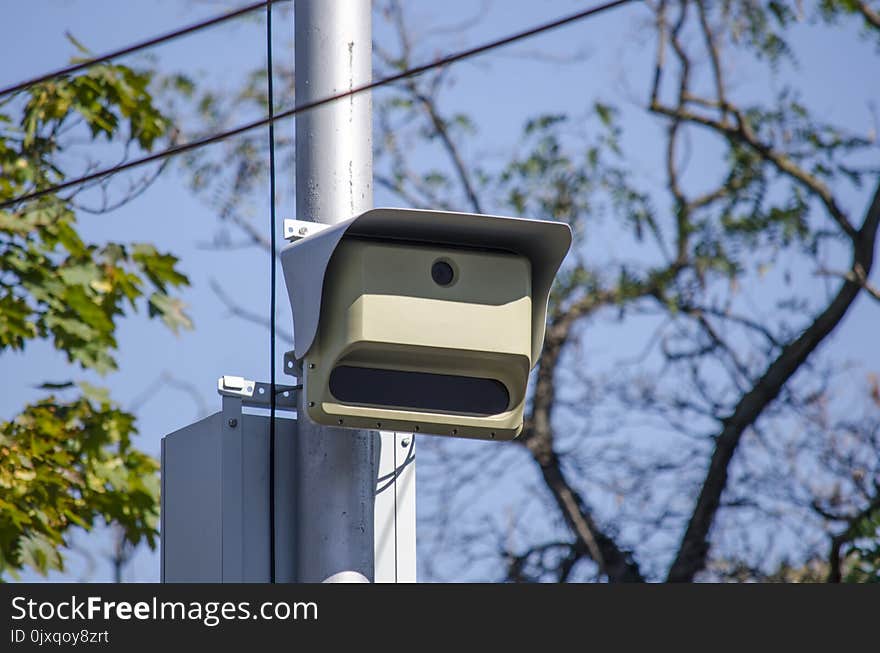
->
[329,366,509,416]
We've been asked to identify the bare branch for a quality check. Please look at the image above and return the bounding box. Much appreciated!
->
[667,181,880,582]
[695,0,729,118]
[380,0,484,214]
[856,1,880,31]
[210,278,294,345]
[521,286,647,582]
[407,83,484,214]
[650,0,668,109]
[815,266,880,303]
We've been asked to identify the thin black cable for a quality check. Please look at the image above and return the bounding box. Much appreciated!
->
[266,1,278,584]
[375,436,416,496]
[0,0,632,211]
[393,432,399,583]
[0,0,288,98]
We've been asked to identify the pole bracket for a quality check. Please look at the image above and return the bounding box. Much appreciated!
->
[283,351,301,377]
[217,375,299,409]
[283,219,331,242]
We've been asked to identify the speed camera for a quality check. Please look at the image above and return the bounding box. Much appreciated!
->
[280,208,571,441]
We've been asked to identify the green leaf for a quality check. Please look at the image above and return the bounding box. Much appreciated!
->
[63,285,113,333]
[64,31,92,56]
[148,292,193,333]
[595,102,615,126]
[132,244,189,289]
[78,382,110,405]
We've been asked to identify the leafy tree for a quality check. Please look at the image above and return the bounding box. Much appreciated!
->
[0,49,190,578]
[180,0,880,582]
[36,0,872,583]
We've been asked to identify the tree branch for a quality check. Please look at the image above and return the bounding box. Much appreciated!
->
[856,1,880,31]
[649,101,858,239]
[695,0,729,118]
[826,492,880,583]
[409,84,484,214]
[521,290,645,582]
[210,278,293,345]
[382,0,483,214]
[667,181,880,582]
[815,265,880,303]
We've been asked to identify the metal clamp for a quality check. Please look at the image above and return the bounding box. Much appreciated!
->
[217,375,299,409]
[283,351,301,377]
[284,219,331,242]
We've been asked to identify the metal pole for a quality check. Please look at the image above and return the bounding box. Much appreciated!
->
[294,0,379,583]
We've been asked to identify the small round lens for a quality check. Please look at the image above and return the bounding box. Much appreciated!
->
[431,260,455,286]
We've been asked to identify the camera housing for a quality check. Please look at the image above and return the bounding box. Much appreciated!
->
[280,208,571,441]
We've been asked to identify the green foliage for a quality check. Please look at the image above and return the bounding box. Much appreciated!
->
[0,201,191,372]
[844,509,880,583]
[0,386,158,577]
[0,49,190,577]
[0,63,191,373]
[819,1,880,45]
[501,113,596,222]
[722,0,797,63]
[157,1,880,583]
[723,1,880,63]
[500,109,661,313]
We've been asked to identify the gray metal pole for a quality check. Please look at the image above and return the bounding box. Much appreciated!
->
[294,0,379,583]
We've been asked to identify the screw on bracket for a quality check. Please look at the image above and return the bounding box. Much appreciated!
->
[283,219,331,242]
[227,418,238,428]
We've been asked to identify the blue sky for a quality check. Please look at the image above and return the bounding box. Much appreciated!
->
[2,0,879,581]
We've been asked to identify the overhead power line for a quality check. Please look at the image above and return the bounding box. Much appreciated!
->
[0,0,633,211]
[0,0,287,98]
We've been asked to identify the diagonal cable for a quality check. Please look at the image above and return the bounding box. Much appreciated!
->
[0,0,289,98]
[0,0,633,211]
